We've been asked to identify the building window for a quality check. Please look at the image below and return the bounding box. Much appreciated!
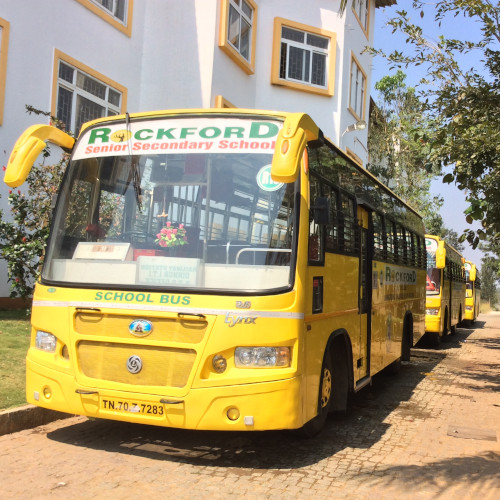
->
[219,0,257,75]
[272,18,336,97]
[75,0,133,36]
[215,95,236,108]
[91,0,127,23]
[52,50,127,136]
[349,55,367,120]
[352,0,370,36]
[0,18,10,126]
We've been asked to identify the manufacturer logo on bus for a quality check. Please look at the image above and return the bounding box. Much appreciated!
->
[126,355,143,374]
[129,319,153,337]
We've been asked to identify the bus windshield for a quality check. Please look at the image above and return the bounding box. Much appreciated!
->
[425,238,441,295]
[42,116,297,293]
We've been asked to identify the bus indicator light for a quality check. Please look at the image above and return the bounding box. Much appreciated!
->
[213,355,227,373]
[227,408,240,421]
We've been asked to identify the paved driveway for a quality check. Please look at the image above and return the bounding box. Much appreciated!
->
[1,314,499,499]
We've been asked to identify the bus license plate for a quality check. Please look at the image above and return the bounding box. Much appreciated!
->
[101,398,164,416]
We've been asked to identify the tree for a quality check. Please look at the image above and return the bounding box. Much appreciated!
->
[480,255,499,308]
[368,71,447,235]
[0,107,69,298]
[369,1,500,251]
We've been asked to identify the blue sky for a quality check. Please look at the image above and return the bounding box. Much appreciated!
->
[371,3,486,267]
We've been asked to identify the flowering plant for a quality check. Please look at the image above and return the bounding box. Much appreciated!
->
[155,221,187,248]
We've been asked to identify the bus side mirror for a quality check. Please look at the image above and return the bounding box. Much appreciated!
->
[271,113,319,183]
[470,264,477,282]
[435,240,446,269]
[312,197,330,225]
[4,124,75,188]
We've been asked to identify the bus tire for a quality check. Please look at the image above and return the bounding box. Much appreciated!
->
[401,314,413,362]
[442,309,449,338]
[297,350,334,438]
[428,331,441,348]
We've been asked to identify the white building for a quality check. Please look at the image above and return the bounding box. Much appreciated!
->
[0,0,393,302]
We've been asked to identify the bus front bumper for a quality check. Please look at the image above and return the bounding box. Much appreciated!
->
[26,357,304,431]
[425,314,441,333]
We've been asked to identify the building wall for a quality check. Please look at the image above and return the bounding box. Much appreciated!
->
[0,0,377,300]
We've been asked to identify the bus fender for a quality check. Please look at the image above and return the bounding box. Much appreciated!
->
[324,329,354,395]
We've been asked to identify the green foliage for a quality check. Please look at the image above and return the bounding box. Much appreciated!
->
[480,255,499,307]
[369,0,500,252]
[0,309,31,410]
[368,70,443,229]
[0,106,69,299]
[0,158,68,298]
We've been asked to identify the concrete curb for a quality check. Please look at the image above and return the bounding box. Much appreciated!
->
[0,404,72,436]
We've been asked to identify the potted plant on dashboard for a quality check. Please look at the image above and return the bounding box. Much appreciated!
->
[155,221,188,248]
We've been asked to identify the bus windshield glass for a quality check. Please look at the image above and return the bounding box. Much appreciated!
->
[42,116,297,293]
[464,262,473,297]
[425,237,441,294]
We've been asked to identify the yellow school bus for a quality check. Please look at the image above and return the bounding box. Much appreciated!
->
[5,109,425,435]
[464,260,481,324]
[425,235,466,344]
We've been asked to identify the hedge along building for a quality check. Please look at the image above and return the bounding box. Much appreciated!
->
[0,0,395,304]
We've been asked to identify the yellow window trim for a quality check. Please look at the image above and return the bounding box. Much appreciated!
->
[271,17,336,97]
[51,49,128,124]
[352,0,371,40]
[0,17,10,126]
[74,0,134,37]
[348,52,367,121]
[215,95,237,108]
[218,0,257,75]
[346,147,363,167]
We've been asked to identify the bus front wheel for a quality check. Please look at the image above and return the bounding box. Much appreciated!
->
[297,351,334,437]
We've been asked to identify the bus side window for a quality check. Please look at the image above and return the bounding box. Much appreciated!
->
[395,225,405,264]
[415,235,422,268]
[373,212,385,260]
[340,193,356,253]
[406,230,415,267]
[421,237,427,269]
[309,175,324,263]
[325,186,338,252]
[386,220,395,262]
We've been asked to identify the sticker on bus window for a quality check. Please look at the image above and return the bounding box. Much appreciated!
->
[256,165,284,192]
[425,238,438,251]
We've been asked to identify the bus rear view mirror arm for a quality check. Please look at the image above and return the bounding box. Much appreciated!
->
[4,124,75,188]
[271,113,320,183]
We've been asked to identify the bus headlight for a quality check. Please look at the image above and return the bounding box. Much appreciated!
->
[426,308,439,316]
[35,331,57,352]
[234,347,291,367]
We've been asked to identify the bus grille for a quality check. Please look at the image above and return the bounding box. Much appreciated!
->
[78,341,196,387]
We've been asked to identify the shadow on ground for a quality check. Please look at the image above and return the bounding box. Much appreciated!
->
[47,348,447,470]
[361,451,500,495]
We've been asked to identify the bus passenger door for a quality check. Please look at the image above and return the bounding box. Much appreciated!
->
[357,206,372,383]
